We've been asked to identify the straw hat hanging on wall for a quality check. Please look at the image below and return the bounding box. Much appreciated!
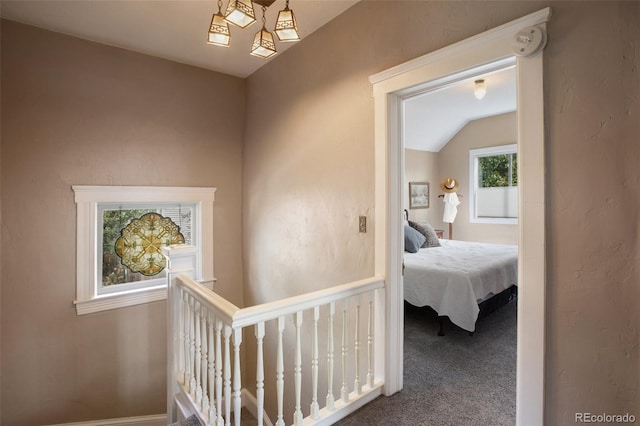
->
[440,177,459,193]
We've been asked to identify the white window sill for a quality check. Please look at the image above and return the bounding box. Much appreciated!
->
[470,217,518,225]
[74,279,215,315]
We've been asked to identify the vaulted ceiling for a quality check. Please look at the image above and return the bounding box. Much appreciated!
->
[1,0,360,78]
[403,66,517,152]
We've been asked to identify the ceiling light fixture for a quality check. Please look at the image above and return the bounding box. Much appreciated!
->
[474,79,487,100]
[250,5,277,59]
[224,0,256,28]
[207,0,231,47]
[207,0,300,59]
[274,0,300,42]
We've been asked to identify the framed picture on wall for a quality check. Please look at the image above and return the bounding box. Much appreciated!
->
[409,182,430,209]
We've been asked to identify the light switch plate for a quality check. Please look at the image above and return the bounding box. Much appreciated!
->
[359,216,367,233]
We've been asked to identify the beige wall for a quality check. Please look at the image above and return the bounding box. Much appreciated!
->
[0,17,3,421]
[244,1,639,424]
[1,21,246,425]
[438,112,518,244]
[0,2,637,425]
[544,2,640,419]
[404,149,440,226]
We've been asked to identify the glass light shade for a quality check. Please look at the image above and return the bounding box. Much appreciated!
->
[274,7,300,42]
[474,79,487,100]
[224,0,256,28]
[207,13,231,47]
[250,27,277,59]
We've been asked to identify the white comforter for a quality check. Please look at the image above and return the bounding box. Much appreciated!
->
[403,239,517,332]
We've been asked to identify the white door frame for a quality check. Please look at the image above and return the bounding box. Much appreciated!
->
[370,8,552,425]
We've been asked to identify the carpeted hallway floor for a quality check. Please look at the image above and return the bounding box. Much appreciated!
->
[335,300,517,426]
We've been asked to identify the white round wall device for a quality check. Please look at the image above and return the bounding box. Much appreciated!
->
[512,26,547,57]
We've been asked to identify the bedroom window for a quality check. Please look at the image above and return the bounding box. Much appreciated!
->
[469,144,518,224]
[73,186,216,315]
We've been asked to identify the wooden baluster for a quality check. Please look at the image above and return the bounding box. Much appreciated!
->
[177,289,186,385]
[293,312,303,426]
[255,322,265,426]
[326,302,336,411]
[310,306,320,419]
[189,296,197,396]
[275,316,285,426]
[341,298,349,403]
[223,325,232,426]
[367,290,374,388]
[232,328,243,426]
[183,292,191,388]
[208,314,217,422]
[195,302,202,404]
[215,320,224,426]
[354,294,362,395]
[201,310,209,415]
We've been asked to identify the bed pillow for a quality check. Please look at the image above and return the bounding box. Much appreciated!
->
[408,220,441,248]
[404,224,426,253]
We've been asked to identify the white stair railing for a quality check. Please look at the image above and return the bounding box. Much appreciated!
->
[164,246,385,426]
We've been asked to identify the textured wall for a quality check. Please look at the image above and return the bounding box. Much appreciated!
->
[244,1,639,424]
[544,2,640,420]
[0,17,3,421]
[438,112,518,244]
[1,21,246,425]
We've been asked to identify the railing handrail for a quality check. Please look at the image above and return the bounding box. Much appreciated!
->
[176,275,239,324]
[175,275,385,329]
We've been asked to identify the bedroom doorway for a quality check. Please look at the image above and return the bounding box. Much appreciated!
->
[370,8,551,425]
[400,60,519,424]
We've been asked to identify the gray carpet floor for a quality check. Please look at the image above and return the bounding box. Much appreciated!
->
[335,300,517,426]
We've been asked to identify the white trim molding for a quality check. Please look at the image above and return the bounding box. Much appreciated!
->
[72,186,216,315]
[45,414,167,426]
[370,7,551,425]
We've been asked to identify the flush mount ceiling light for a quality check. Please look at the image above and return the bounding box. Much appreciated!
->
[274,0,300,42]
[474,79,487,100]
[250,5,277,59]
[207,0,300,59]
[207,0,231,47]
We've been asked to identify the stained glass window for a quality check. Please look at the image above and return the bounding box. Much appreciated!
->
[115,212,185,276]
[99,203,195,295]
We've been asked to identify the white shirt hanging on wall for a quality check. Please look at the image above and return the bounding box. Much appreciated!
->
[443,192,460,223]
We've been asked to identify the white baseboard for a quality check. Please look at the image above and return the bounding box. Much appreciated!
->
[46,414,167,426]
[57,388,272,426]
[173,387,273,426]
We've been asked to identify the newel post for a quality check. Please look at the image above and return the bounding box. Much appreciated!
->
[164,245,199,423]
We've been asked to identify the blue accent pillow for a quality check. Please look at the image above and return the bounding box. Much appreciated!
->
[404,224,426,253]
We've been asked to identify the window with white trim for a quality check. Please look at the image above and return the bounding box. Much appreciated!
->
[469,145,518,224]
[73,186,216,315]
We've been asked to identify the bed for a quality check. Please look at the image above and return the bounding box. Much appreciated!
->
[403,238,518,334]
